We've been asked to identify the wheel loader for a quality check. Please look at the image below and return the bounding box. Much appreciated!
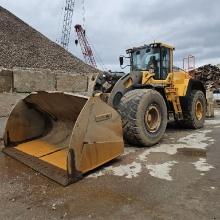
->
[3,42,206,185]
[106,42,206,146]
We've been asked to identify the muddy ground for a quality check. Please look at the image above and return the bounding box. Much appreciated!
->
[0,94,219,220]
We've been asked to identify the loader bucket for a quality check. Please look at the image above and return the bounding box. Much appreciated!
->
[3,91,124,186]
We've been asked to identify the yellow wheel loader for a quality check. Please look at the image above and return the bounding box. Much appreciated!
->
[3,42,206,185]
[106,42,206,146]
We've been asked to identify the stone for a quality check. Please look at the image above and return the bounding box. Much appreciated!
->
[13,68,56,92]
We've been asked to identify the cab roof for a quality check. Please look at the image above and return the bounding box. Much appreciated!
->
[126,42,175,54]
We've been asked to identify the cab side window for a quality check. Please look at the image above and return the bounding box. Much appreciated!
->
[161,48,170,79]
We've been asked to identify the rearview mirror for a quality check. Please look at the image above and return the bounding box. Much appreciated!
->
[119,56,124,66]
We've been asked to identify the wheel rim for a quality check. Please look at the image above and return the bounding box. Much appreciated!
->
[145,105,161,133]
[195,100,203,120]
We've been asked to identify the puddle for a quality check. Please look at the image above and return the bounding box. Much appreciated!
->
[177,148,207,157]
[89,128,215,181]
[138,130,214,161]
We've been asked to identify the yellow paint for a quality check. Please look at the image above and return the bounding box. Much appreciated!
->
[141,70,190,116]
[123,77,133,89]
[195,100,203,120]
[79,142,123,173]
[171,71,190,96]
[15,139,68,170]
[142,71,189,97]
[40,149,68,171]
[15,140,65,158]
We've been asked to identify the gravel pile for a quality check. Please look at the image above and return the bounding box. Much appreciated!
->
[0,6,99,73]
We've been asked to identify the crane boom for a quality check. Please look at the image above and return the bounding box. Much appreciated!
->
[75,24,97,68]
[61,0,76,50]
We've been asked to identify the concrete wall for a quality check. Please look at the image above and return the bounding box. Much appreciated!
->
[0,67,99,95]
[0,68,13,92]
[56,72,88,92]
[14,68,56,92]
[0,93,27,140]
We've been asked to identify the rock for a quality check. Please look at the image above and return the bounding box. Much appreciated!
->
[52,204,56,210]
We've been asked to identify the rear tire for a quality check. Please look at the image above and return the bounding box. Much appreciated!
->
[118,89,167,147]
[181,90,206,129]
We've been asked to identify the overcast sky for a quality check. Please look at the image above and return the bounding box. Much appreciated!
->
[1,0,220,71]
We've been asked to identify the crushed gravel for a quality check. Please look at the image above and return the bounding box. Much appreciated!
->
[0,6,99,73]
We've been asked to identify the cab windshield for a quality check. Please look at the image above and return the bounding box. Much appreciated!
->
[131,47,160,72]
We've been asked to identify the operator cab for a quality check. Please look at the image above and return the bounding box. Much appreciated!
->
[126,42,175,80]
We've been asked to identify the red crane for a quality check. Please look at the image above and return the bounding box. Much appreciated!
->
[74,24,97,68]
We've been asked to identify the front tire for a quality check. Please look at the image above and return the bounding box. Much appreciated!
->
[118,89,167,147]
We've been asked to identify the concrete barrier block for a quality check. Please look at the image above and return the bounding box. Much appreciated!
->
[0,93,27,117]
[0,93,27,140]
[56,73,88,92]
[13,68,56,92]
[0,69,13,92]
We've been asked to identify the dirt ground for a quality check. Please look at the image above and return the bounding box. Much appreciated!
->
[0,100,220,219]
